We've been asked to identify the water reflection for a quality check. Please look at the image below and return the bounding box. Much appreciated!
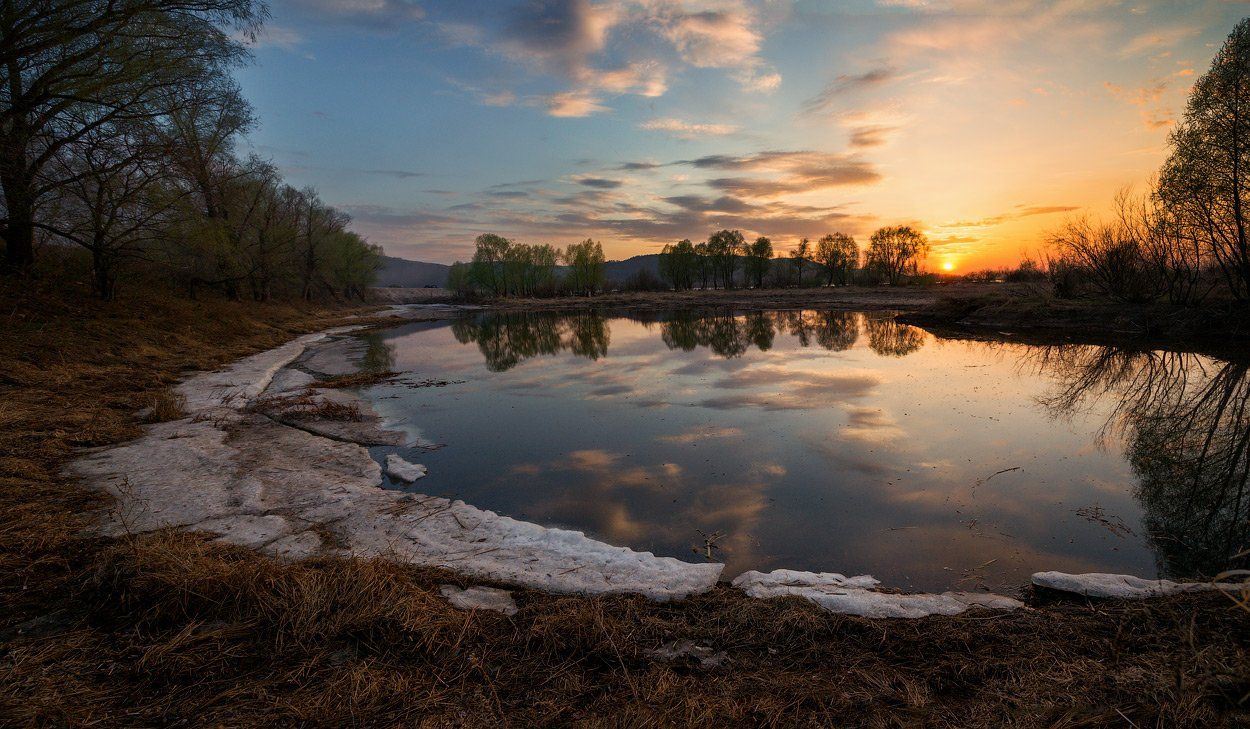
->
[450,311,611,371]
[359,332,397,372]
[452,309,923,370]
[372,308,1250,588]
[1032,346,1250,579]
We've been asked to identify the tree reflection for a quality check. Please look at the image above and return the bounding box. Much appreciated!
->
[1033,345,1250,579]
[451,311,608,371]
[359,332,396,372]
[863,316,926,357]
[451,309,921,369]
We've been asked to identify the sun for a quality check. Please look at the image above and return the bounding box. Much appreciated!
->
[942,261,955,272]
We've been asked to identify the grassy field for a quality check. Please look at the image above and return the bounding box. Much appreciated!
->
[1,277,1248,726]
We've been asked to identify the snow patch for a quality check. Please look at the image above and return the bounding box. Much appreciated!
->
[386,455,427,482]
[1031,571,1239,599]
[440,585,518,615]
[733,570,1024,619]
[71,328,722,601]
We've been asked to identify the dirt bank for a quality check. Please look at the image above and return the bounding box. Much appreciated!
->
[900,286,1250,348]
[472,283,960,313]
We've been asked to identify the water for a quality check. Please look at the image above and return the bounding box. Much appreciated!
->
[358,309,1250,593]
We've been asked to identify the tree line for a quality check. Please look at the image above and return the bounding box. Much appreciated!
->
[1046,17,1250,306]
[657,225,927,291]
[0,0,381,300]
[447,234,608,297]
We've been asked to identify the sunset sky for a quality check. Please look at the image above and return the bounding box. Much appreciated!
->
[236,0,1248,269]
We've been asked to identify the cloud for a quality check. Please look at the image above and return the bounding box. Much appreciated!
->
[500,0,617,74]
[655,426,743,443]
[1105,79,1174,129]
[698,366,881,410]
[543,90,610,117]
[642,0,782,92]
[847,125,896,149]
[940,204,1079,229]
[802,67,897,115]
[640,117,738,138]
[240,24,304,51]
[285,0,425,28]
[1119,25,1199,58]
[363,169,423,179]
[576,177,624,189]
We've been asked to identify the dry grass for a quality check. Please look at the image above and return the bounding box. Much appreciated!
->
[142,387,187,423]
[1,273,1248,727]
[314,370,400,389]
[249,391,366,421]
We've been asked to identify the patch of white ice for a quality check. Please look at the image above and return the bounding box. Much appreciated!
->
[733,570,1024,619]
[385,454,427,482]
[1031,571,1239,599]
[440,585,518,615]
[71,329,723,601]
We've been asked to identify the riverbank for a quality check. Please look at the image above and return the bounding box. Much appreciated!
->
[2,282,1248,725]
[900,285,1250,346]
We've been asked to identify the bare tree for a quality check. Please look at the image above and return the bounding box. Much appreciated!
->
[1158,18,1250,300]
[815,232,858,286]
[866,226,928,285]
[0,0,264,272]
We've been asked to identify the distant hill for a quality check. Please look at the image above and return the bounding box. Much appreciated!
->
[375,255,450,288]
[604,254,661,283]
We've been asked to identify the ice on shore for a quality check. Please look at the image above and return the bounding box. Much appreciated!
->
[385,455,427,482]
[71,324,723,601]
[733,569,1024,619]
[1032,571,1239,599]
[440,585,518,615]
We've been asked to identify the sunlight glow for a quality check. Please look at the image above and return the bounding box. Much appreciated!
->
[942,261,955,272]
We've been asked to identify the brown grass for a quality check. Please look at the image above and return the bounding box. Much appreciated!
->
[142,387,187,423]
[1,274,1248,727]
[249,391,366,421]
[314,370,400,389]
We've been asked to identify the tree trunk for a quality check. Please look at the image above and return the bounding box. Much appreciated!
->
[0,164,35,272]
[92,250,115,300]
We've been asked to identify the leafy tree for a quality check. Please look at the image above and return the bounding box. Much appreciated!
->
[562,239,605,296]
[447,261,473,297]
[693,241,711,289]
[815,232,858,286]
[659,238,697,290]
[470,233,510,295]
[745,236,773,288]
[791,237,811,286]
[707,229,744,289]
[866,225,929,285]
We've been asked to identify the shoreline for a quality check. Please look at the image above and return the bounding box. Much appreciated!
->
[69,305,1236,618]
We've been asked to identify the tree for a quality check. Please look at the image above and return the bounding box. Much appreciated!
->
[447,261,473,297]
[745,236,773,288]
[46,118,178,298]
[866,225,929,285]
[815,232,858,286]
[0,0,264,271]
[693,241,710,289]
[562,239,605,296]
[791,237,811,286]
[1158,18,1250,300]
[707,229,744,289]
[470,233,510,296]
[659,238,696,290]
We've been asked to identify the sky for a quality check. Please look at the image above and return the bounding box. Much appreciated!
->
[235,0,1249,269]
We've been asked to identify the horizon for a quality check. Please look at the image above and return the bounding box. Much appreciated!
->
[238,1,1245,271]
